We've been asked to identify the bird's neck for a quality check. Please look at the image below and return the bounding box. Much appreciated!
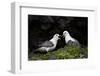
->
[50,37,58,46]
[65,35,74,41]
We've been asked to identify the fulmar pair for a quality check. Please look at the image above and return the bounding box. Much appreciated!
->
[35,31,80,52]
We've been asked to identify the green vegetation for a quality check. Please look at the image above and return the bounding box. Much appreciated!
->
[29,45,88,60]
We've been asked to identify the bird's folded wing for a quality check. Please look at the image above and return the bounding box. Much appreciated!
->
[38,41,54,47]
[67,39,80,46]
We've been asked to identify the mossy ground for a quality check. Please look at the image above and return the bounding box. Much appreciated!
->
[28,45,88,60]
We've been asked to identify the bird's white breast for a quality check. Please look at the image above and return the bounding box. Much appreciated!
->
[65,36,75,44]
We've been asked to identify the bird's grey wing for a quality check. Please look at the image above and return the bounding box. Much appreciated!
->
[67,39,80,47]
[67,40,74,46]
[74,39,80,46]
[38,41,54,47]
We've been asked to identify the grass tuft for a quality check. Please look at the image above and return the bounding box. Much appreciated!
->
[29,45,88,60]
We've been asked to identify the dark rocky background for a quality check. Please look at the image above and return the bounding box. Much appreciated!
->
[28,15,88,52]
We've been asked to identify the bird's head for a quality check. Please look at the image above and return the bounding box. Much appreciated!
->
[53,34,60,40]
[63,31,70,37]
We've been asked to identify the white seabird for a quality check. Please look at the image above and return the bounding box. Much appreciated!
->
[63,31,80,46]
[35,34,60,52]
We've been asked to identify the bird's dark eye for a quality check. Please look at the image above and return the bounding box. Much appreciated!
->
[64,32,66,34]
[56,34,58,36]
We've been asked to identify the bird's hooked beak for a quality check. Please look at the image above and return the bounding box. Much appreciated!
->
[60,34,65,38]
[59,35,63,39]
[57,35,60,39]
[62,34,65,38]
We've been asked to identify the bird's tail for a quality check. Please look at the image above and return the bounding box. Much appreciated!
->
[32,48,41,52]
[33,47,47,53]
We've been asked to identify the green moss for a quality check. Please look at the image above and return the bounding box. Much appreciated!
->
[29,45,88,60]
